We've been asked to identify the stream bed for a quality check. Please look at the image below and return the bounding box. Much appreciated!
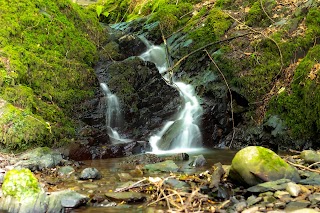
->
[69,149,237,212]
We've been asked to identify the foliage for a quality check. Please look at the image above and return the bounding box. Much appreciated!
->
[245,0,276,27]
[2,168,41,201]
[268,7,320,139]
[0,0,103,151]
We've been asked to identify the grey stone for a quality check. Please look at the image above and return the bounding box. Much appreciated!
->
[144,160,179,172]
[285,201,311,212]
[286,182,301,197]
[190,155,207,167]
[300,150,320,163]
[247,179,291,193]
[79,167,101,180]
[58,166,75,177]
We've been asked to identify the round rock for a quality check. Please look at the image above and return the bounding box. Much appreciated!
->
[229,146,300,186]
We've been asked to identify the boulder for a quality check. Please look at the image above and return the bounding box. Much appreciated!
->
[79,167,101,180]
[229,146,300,186]
[300,150,320,163]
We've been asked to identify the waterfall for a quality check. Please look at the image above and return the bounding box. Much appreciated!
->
[139,38,203,153]
[100,83,131,144]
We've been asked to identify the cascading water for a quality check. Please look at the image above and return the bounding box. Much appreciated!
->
[139,38,203,153]
[100,83,131,143]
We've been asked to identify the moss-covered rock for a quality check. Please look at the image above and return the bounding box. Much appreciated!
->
[229,146,300,186]
[0,99,52,151]
[2,168,41,201]
[0,0,104,151]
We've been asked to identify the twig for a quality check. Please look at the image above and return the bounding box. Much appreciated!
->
[204,49,235,148]
[308,161,320,169]
[286,161,320,174]
[115,177,147,192]
[260,0,275,23]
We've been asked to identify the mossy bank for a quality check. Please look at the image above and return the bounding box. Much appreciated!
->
[0,0,104,151]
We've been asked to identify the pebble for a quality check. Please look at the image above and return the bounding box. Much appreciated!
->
[286,182,301,197]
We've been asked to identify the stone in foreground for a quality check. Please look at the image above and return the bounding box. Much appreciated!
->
[229,146,300,186]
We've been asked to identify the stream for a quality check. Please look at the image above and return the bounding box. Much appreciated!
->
[71,149,237,213]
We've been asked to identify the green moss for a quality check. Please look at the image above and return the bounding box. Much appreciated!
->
[246,0,276,27]
[0,0,103,151]
[2,168,41,201]
[187,8,232,49]
[0,100,53,151]
[267,7,320,140]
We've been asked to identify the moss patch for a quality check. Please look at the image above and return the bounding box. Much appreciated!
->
[2,168,41,201]
[0,0,104,151]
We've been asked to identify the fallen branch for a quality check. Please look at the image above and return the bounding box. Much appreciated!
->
[115,177,148,192]
[286,161,320,174]
[168,32,255,73]
[204,49,235,148]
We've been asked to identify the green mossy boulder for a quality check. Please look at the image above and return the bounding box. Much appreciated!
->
[2,168,41,201]
[0,99,52,151]
[229,146,300,186]
[0,0,104,151]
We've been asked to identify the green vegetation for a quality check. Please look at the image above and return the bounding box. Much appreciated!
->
[0,0,104,151]
[268,7,320,139]
[2,168,41,201]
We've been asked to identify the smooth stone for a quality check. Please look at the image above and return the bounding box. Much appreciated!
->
[285,201,311,211]
[308,192,320,205]
[60,191,88,208]
[118,173,133,182]
[247,179,291,193]
[79,167,101,180]
[144,160,179,172]
[229,146,300,186]
[234,201,247,212]
[190,155,207,167]
[58,166,75,177]
[300,150,320,163]
[105,192,146,203]
[286,182,301,197]
[247,195,262,206]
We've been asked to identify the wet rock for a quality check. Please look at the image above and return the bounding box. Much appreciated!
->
[47,190,88,212]
[229,146,300,186]
[246,195,262,206]
[118,34,147,58]
[189,155,207,167]
[0,193,47,213]
[157,120,184,150]
[308,192,320,205]
[58,166,75,177]
[286,182,301,197]
[300,150,320,163]
[235,201,247,212]
[284,200,310,211]
[144,160,179,172]
[14,147,64,171]
[60,191,89,208]
[165,178,190,190]
[247,179,291,193]
[105,192,146,203]
[79,168,101,180]
[118,173,133,182]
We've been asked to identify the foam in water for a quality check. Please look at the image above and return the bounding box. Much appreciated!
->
[139,37,203,153]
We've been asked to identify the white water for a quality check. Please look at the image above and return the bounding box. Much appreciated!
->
[100,83,131,143]
[139,38,203,153]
